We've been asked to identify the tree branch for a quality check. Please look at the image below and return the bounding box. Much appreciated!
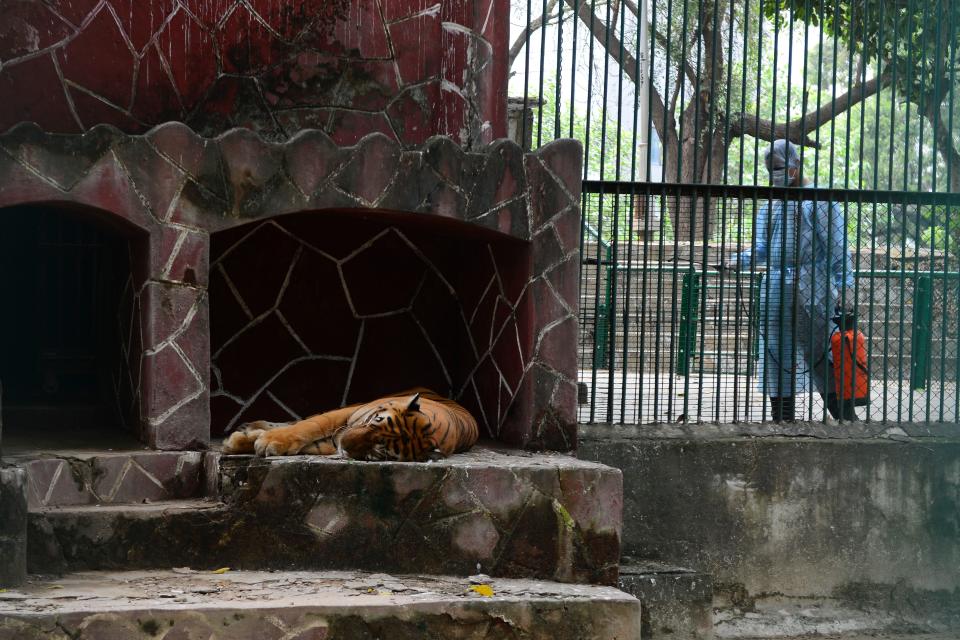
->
[729,73,891,147]
[621,0,699,86]
[926,103,960,193]
[508,0,562,67]
[621,0,639,17]
[648,80,677,148]
[562,0,640,84]
[668,63,684,117]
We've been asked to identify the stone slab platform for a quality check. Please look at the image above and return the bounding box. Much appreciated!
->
[215,446,622,584]
[0,570,641,639]
[28,447,623,585]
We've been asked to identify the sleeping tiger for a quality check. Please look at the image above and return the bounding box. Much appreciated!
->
[222,388,478,461]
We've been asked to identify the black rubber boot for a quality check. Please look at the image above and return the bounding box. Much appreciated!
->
[826,394,856,421]
[770,396,795,422]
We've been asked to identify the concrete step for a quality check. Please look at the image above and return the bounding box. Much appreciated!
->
[27,446,623,586]
[8,450,209,508]
[619,561,714,640]
[27,499,232,574]
[0,569,642,639]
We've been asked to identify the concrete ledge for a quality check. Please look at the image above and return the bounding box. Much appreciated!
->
[579,424,960,609]
[216,446,622,584]
[619,562,713,640]
[578,421,960,443]
[29,447,623,585]
[0,570,641,640]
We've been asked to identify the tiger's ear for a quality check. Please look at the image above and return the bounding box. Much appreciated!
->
[405,392,421,412]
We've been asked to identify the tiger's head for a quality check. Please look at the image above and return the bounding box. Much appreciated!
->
[336,393,440,462]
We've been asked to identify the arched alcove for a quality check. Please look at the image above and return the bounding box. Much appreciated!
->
[209,209,531,440]
[0,203,149,449]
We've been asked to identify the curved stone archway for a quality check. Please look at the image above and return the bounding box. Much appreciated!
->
[209,209,531,440]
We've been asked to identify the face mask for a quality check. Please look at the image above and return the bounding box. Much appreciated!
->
[769,169,788,186]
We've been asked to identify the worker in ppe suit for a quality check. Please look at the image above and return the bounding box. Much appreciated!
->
[727,139,856,421]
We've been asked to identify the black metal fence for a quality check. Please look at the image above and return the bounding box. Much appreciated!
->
[509,0,960,423]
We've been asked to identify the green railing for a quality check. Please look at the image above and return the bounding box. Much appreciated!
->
[576,182,960,424]
[582,222,613,369]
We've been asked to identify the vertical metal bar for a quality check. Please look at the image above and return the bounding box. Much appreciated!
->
[653,0,676,423]
[620,0,646,423]
[736,0,754,420]
[597,0,616,423]
[897,0,917,423]
[843,0,861,422]
[944,7,958,422]
[866,0,885,423]
[926,4,944,421]
[584,0,600,423]
[554,0,564,140]
[521,0,534,146]
[909,0,932,420]
[536,0,549,148]
[719,0,737,422]
[681,0,709,420]
[611,0,629,423]
[636,0,655,424]
[568,0,580,138]
[697,0,723,422]
[667,0,694,422]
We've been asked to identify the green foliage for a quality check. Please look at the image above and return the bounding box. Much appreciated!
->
[530,79,646,181]
[763,0,959,106]
[532,79,657,243]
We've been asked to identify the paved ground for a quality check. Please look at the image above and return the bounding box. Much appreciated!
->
[714,597,959,639]
[580,370,959,424]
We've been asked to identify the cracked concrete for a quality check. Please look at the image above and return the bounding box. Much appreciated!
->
[0,569,641,639]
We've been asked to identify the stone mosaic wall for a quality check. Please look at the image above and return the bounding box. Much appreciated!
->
[0,123,582,450]
[113,270,143,436]
[0,0,508,147]
[210,213,529,439]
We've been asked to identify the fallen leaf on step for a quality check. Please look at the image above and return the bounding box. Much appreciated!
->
[469,584,494,597]
[211,567,231,574]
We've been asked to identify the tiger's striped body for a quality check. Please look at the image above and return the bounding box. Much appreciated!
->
[222,388,478,461]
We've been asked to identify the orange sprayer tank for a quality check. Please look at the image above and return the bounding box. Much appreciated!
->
[831,328,870,406]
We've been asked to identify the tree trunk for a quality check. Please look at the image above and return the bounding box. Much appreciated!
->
[927,103,960,194]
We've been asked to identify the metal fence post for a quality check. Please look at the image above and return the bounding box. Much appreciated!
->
[676,271,701,376]
[910,275,933,390]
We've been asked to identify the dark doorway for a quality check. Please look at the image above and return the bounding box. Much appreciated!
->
[0,205,140,447]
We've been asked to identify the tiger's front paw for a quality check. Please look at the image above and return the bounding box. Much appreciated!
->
[253,428,306,457]
[222,429,265,454]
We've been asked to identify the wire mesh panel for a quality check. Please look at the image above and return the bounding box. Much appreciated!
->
[509,0,960,424]
[576,184,960,423]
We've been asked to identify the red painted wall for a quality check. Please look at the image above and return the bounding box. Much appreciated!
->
[0,0,508,146]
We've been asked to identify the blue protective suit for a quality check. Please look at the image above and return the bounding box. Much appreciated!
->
[737,187,854,398]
